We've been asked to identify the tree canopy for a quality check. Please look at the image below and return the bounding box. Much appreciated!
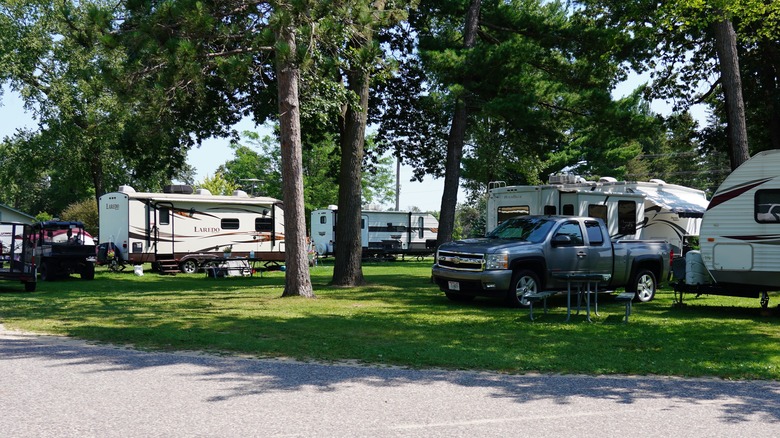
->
[1,0,778,261]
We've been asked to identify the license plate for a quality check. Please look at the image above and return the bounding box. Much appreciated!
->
[448,281,460,291]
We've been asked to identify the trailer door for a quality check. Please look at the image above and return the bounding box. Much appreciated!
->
[153,202,175,257]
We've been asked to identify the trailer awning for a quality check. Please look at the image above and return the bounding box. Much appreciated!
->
[634,188,709,218]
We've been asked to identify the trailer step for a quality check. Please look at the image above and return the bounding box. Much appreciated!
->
[156,259,180,275]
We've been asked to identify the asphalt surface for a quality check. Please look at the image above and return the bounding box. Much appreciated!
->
[2,324,779,437]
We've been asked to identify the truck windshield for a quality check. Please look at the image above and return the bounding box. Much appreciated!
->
[486,216,555,242]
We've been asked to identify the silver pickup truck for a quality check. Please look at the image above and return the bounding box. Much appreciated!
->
[432,215,671,306]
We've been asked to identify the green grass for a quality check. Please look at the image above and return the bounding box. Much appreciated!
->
[1,259,779,380]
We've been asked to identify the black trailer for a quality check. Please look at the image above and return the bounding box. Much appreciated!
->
[0,222,37,292]
[32,220,96,281]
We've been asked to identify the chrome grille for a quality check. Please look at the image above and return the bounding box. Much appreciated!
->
[437,250,485,271]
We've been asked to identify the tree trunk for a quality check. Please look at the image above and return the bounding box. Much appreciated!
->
[332,1,386,286]
[436,0,481,246]
[275,23,314,298]
[759,40,780,151]
[712,18,750,170]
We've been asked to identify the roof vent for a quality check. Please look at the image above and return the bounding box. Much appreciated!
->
[599,177,618,183]
[649,179,666,185]
[195,188,212,196]
[118,185,136,193]
[233,190,249,197]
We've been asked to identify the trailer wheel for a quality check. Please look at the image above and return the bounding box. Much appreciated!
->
[631,269,656,302]
[507,269,540,307]
[180,259,199,274]
[39,262,51,282]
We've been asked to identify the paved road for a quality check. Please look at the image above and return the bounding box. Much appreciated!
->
[2,325,779,437]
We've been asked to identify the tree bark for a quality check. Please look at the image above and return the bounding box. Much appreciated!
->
[759,40,780,151]
[275,22,314,298]
[436,0,481,247]
[712,18,750,170]
[332,0,386,286]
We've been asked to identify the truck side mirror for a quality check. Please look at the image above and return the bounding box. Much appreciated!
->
[552,234,572,246]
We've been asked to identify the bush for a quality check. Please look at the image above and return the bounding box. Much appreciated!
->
[60,198,98,236]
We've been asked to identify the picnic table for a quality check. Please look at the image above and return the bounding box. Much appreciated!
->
[553,272,612,323]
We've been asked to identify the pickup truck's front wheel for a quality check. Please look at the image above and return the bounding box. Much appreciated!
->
[630,269,657,302]
[507,270,540,307]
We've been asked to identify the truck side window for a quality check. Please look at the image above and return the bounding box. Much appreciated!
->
[585,221,604,245]
[555,222,583,245]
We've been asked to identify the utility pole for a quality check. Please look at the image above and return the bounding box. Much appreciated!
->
[395,155,400,210]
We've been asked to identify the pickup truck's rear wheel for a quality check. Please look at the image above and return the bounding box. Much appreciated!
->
[631,269,657,302]
[507,269,540,307]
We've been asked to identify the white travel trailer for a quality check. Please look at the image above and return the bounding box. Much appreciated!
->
[673,150,780,307]
[99,185,285,273]
[311,207,438,258]
[487,176,709,254]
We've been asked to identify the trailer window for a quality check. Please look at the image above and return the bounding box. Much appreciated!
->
[221,218,240,230]
[497,206,529,225]
[585,220,604,245]
[755,190,780,223]
[255,217,273,232]
[562,204,574,215]
[418,216,424,238]
[543,205,556,215]
[617,201,637,235]
[368,224,407,232]
[320,215,327,224]
[587,204,608,225]
[159,207,170,225]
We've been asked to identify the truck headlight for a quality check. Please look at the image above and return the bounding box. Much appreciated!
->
[485,253,508,270]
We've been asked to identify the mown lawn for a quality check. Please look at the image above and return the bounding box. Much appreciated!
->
[1,259,779,380]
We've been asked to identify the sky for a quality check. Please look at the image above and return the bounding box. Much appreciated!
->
[1,76,708,213]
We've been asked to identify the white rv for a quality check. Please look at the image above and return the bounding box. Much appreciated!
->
[99,185,284,273]
[487,176,709,254]
[673,150,780,307]
[311,207,438,258]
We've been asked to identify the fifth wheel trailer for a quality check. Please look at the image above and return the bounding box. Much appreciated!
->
[487,176,709,254]
[99,185,284,274]
[672,150,780,307]
[311,207,438,258]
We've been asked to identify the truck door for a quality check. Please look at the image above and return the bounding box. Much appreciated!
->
[547,220,609,286]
